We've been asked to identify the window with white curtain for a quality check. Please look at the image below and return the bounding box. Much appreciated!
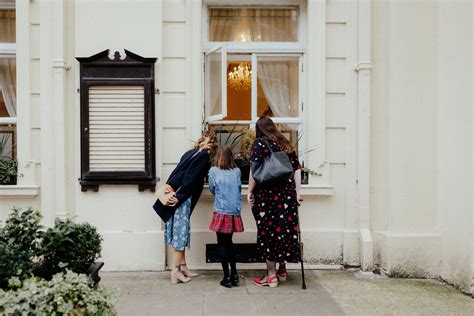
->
[203,5,305,171]
[208,8,299,42]
[0,5,16,160]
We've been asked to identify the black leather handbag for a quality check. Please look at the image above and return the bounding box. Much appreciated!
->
[251,139,293,185]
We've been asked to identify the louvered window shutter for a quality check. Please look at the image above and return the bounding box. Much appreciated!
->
[76,50,157,192]
[89,86,145,172]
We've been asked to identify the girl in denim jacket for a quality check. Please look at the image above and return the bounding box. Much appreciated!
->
[208,146,243,288]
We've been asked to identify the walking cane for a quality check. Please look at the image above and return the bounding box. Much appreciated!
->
[296,206,306,289]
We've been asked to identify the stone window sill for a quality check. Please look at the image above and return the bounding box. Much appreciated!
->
[202,184,334,199]
[0,185,40,198]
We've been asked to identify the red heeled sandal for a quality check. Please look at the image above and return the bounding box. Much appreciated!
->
[253,275,279,288]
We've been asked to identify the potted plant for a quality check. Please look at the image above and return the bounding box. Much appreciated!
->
[232,129,255,184]
[0,134,17,185]
[0,208,105,287]
[37,219,104,285]
[0,208,41,288]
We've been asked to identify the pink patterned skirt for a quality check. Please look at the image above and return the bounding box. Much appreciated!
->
[209,212,244,234]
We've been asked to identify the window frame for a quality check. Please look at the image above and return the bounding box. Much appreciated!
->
[0,6,17,126]
[202,2,306,166]
[203,3,306,51]
[204,45,228,122]
[76,50,157,192]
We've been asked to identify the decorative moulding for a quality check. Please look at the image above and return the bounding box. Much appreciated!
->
[0,185,40,198]
[201,184,334,198]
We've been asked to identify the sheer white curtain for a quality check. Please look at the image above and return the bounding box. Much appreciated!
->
[258,60,298,129]
[209,8,237,42]
[0,10,16,117]
[209,8,297,42]
[0,59,16,117]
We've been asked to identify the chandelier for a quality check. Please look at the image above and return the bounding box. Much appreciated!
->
[228,62,252,91]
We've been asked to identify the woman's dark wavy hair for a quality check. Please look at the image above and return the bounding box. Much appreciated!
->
[255,116,293,153]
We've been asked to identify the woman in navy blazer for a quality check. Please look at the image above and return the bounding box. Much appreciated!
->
[154,130,217,284]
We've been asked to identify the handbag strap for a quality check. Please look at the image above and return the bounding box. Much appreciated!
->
[166,149,202,185]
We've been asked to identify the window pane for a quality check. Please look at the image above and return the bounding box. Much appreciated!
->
[205,49,223,117]
[209,8,298,42]
[275,123,300,151]
[226,54,251,120]
[257,57,299,117]
[0,10,15,43]
[0,126,15,159]
[0,57,16,117]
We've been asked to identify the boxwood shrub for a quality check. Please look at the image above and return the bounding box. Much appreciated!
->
[38,219,103,278]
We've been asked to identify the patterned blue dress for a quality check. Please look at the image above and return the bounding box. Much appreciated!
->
[164,198,192,251]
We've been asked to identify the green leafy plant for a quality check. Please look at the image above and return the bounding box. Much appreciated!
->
[0,208,42,288]
[38,219,103,278]
[0,240,32,289]
[0,270,118,315]
[1,207,42,255]
[0,158,17,184]
[301,167,322,177]
[0,133,18,185]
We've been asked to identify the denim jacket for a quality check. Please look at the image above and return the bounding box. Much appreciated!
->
[208,166,242,215]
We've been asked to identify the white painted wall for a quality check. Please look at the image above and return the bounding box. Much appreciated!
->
[72,0,165,270]
[371,0,441,277]
[371,0,473,290]
[438,0,473,293]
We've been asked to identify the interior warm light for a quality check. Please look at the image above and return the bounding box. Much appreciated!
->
[228,62,252,91]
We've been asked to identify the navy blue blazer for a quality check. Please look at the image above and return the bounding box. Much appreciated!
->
[153,148,211,222]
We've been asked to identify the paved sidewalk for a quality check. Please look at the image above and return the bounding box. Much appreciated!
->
[101,270,474,315]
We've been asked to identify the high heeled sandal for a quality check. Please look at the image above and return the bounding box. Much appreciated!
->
[277,270,288,282]
[170,269,192,285]
[179,264,200,278]
[253,275,278,288]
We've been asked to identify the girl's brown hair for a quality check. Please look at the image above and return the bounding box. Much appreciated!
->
[215,146,237,170]
[195,130,218,154]
[255,116,293,153]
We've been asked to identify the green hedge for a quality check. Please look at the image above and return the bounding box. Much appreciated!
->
[0,271,117,315]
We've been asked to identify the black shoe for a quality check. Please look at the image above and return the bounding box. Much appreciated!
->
[231,274,239,286]
[220,276,233,288]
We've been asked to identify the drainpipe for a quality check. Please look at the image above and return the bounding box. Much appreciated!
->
[355,0,373,271]
[51,0,70,221]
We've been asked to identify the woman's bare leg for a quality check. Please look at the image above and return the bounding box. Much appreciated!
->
[266,260,277,277]
[180,250,186,265]
[173,250,185,272]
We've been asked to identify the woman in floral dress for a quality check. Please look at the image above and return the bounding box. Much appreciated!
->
[248,116,302,288]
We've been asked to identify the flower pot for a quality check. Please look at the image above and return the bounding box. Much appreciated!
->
[239,164,250,184]
[88,261,104,287]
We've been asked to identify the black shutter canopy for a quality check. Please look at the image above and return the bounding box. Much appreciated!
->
[76,50,157,192]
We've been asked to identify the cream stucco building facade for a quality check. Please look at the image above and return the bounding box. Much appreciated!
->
[0,0,473,294]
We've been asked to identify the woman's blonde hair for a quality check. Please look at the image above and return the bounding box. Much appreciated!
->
[194,130,218,154]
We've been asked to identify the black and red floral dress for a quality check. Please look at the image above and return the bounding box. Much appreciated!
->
[250,137,301,263]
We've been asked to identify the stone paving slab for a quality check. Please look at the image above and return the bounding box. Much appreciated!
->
[101,270,474,316]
